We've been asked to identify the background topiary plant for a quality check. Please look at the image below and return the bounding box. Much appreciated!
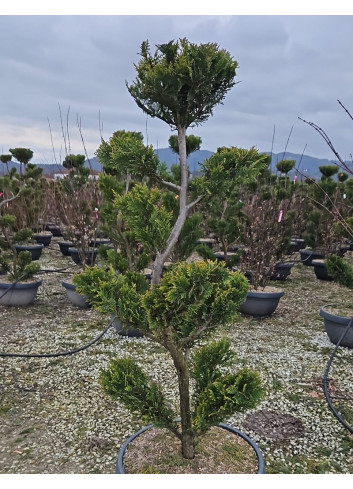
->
[0,215,40,281]
[326,254,353,289]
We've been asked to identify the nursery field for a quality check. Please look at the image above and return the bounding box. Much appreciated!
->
[0,237,353,474]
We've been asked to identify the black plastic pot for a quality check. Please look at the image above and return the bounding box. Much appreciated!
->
[319,305,353,348]
[312,260,333,281]
[111,316,143,338]
[90,238,111,248]
[116,423,266,474]
[46,225,63,237]
[337,245,350,256]
[14,243,44,261]
[68,247,98,266]
[213,251,238,263]
[0,278,42,306]
[240,288,284,317]
[196,237,216,249]
[33,232,53,247]
[62,278,90,308]
[288,238,306,253]
[270,262,295,281]
[58,241,74,256]
[299,249,325,266]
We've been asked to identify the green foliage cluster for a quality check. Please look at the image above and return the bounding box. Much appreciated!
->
[191,340,264,432]
[326,254,353,289]
[9,147,33,175]
[168,134,202,157]
[99,336,264,438]
[114,184,173,253]
[276,159,295,175]
[0,249,40,282]
[96,130,159,180]
[142,260,249,343]
[100,357,176,429]
[199,146,270,196]
[75,260,249,343]
[13,228,33,244]
[319,165,339,180]
[61,154,90,193]
[127,38,238,130]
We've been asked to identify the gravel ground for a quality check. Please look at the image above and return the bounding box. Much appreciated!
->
[0,238,353,474]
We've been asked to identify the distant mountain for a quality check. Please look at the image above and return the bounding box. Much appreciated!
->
[154,148,353,180]
[269,152,353,181]
[1,149,351,180]
[154,148,214,172]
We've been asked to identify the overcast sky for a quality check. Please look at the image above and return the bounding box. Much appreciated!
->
[1,6,353,166]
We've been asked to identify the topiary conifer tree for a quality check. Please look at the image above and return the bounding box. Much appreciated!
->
[75,38,266,462]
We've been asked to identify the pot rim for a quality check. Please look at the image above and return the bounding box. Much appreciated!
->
[14,243,44,249]
[247,288,284,299]
[116,422,266,475]
[0,278,42,289]
[320,304,353,322]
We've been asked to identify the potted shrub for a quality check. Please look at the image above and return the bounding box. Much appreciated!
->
[0,215,41,306]
[300,165,347,265]
[56,153,101,267]
[319,254,353,348]
[195,146,270,270]
[236,179,297,316]
[9,226,45,261]
[300,101,353,348]
[55,154,102,305]
[73,38,268,473]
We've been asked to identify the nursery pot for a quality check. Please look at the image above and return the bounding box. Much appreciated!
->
[214,251,238,263]
[62,278,90,308]
[0,278,42,307]
[319,305,353,348]
[46,224,63,237]
[90,238,111,248]
[116,423,265,474]
[68,247,98,266]
[240,287,284,317]
[312,260,333,281]
[289,238,306,252]
[14,243,44,261]
[33,232,53,247]
[111,316,143,338]
[196,237,216,249]
[299,249,325,266]
[57,241,74,256]
[270,262,295,281]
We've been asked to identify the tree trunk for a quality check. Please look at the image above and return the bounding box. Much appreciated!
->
[152,125,189,285]
[163,331,195,459]
[221,237,228,262]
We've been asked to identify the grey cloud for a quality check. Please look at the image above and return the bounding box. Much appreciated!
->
[1,15,353,162]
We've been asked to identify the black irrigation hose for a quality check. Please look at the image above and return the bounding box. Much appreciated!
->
[1,265,117,358]
[0,315,117,358]
[323,317,353,434]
